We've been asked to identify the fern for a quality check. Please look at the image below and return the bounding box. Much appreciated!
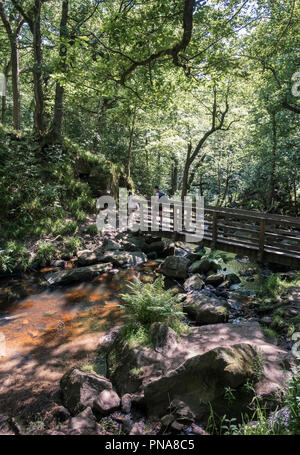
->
[120,275,184,329]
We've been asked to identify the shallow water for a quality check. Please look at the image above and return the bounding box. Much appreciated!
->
[0,249,266,360]
[0,252,272,416]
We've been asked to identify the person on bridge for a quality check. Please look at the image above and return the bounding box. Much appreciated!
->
[154,185,164,200]
[154,185,165,227]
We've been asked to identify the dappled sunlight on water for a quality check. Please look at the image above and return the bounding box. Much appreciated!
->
[0,263,158,415]
[0,264,156,359]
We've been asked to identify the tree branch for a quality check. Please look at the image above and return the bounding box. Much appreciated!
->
[282,98,300,114]
[119,0,196,84]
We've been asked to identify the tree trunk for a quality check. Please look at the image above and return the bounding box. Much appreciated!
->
[125,105,136,178]
[199,173,203,197]
[180,85,231,199]
[32,0,46,137]
[220,167,232,206]
[0,3,23,131]
[269,111,277,209]
[170,156,178,196]
[181,142,192,199]
[49,0,69,143]
[10,40,21,131]
[1,61,10,124]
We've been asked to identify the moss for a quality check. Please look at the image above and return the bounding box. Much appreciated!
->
[79,356,107,377]
[286,324,296,337]
[86,224,98,236]
[271,315,286,331]
[252,352,264,381]
[62,237,82,257]
[0,128,127,243]
[129,367,144,377]
[120,324,152,348]
[107,350,118,377]
[262,326,279,339]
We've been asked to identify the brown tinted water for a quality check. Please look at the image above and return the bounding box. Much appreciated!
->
[0,254,262,418]
[0,263,157,417]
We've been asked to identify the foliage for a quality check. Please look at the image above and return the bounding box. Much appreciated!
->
[119,275,188,347]
[86,224,98,236]
[200,249,229,270]
[62,237,82,257]
[262,326,279,339]
[0,0,298,218]
[52,220,78,236]
[256,274,293,301]
[34,241,57,266]
[120,275,184,328]
[0,241,30,273]
[207,368,300,435]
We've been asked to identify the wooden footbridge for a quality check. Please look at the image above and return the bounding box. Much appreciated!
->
[131,200,300,267]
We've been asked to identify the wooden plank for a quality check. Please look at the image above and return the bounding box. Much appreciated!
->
[131,199,300,266]
[265,231,300,241]
[264,239,300,252]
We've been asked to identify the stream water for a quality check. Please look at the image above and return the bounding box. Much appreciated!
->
[0,262,160,358]
[0,251,266,416]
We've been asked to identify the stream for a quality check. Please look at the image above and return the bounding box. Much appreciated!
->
[0,250,271,418]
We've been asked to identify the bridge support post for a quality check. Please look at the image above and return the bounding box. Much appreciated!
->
[212,213,218,249]
[258,219,265,263]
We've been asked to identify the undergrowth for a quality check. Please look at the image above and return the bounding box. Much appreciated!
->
[206,367,300,435]
[119,275,188,347]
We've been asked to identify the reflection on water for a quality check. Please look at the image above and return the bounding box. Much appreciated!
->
[0,251,273,417]
[0,251,266,360]
[0,264,157,359]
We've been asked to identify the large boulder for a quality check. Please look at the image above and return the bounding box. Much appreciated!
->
[225,272,241,285]
[93,389,120,416]
[126,236,147,251]
[183,274,205,292]
[143,239,175,258]
[149,323,178,355]
[188,258,220,274]
[102,238,120,251]
[68,407,98,435]
[121,241,142,252]
[185,252,204,263]
[100,250,147,267]
[107,336,166,396]
[60,367,113,415]
[45,263,113,285]
[160,256,190,279]
[144,343,258,418]
[143,240,165,254]
[205,273,225,287]
[77,250,98,266]
[107,322,288,421]
[183,293,229,324]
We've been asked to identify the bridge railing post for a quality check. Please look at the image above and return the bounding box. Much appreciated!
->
[212,213,218,249]
[259,219,265,263]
